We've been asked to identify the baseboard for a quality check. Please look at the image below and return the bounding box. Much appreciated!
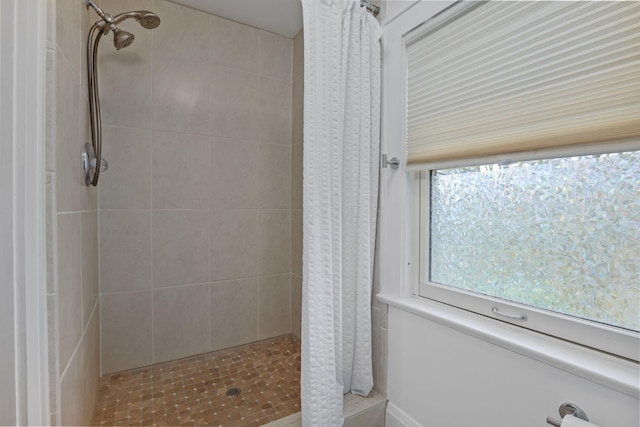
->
[386,402,423,427]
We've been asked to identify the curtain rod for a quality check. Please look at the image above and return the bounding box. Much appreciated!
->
[361,0,380,17]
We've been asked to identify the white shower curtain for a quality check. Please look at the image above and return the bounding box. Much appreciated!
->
[300,1,382,425]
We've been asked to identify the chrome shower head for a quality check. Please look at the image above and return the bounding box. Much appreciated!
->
[113,28,135,50]
[109,11,160,50]
[112,11,161,30]
[137,12,161,29]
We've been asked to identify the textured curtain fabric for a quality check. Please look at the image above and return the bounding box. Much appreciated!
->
[300,0,382,425]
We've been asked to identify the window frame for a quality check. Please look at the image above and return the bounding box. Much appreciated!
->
[413,142,640,362]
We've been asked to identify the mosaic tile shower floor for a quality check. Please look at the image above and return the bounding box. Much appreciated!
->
[92,335,301,427]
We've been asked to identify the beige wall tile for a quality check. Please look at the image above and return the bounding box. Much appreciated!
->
[259,144,291,209]
[46,51,56,173]
[210,210,259,281]
[291,28,303,345]
[98,0,154,125]
[293,30,304,80]
[46,174,56,294]
[60,344,83,427]
[291,143,303,210]
[210,279,258,351]
[210,65,260,140]
[99,210,152,293]
[259,31,292,82]
[56,56,94,212]
[291,209,302,277]
[99,126,152,209]
[152,58,210,135]
[260,78,292,145]
[78,93,98,211]
[379,303,388,329]
[79,89,91,150]
[46,295,59,414]
[153,284,210,363]
[99,50,153,129]
[101,290,153,373]
[258,274,291,339]
[371,305,379,391]
[46,0,56,51]
[152,0,210,62]
[211,137,260,209]
[82,211,99,330]
[56,0,81,81]
[82,309,100,424]
[57,213,82,371]
[80,4,91,97]
[50,413,60,427]
[292,76,303,146]
[291,274,302,340]
[152,210,210,287]
[210,15,259,72]
[152,131,210,209]
[259,210,291,275]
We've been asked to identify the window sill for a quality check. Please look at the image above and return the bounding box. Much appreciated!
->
[377,292,639,398]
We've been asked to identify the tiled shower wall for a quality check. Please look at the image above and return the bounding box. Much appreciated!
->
[47,0,101,425]
[291,30,304,340]
[97,0,296,374]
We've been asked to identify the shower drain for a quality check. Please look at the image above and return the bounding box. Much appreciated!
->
[225,387,242,397]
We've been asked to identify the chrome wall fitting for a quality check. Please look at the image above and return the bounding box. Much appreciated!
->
[83,143,109,185]
[382,154,400,169]
[546,402,590,427]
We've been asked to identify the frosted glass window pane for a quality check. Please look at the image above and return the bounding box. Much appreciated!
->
[429,151,640,331]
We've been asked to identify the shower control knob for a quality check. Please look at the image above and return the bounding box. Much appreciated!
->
[82,143,108,185]
[100,157,109,175]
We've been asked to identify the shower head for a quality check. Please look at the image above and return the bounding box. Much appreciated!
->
[113,11,161,29]
[113,28,135,50]
[137,12,161,29]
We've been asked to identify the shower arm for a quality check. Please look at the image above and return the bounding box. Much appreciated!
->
[86,0,116,34]
[112,11,151,26]
[87,0,154,31]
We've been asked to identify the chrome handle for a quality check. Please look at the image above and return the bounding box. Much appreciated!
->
[491,307,527,321]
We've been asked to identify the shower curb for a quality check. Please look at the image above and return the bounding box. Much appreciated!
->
[261,392,387,427]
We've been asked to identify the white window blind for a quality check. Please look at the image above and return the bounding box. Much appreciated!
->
[406,1,640,165]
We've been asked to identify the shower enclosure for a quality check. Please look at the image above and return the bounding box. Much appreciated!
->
[94,0,301,372]
[47,0,302,424]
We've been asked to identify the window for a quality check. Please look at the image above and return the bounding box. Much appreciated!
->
[418,150,639,358]
[406,1,640,360]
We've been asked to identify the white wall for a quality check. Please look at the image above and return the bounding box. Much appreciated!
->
[385,308,639,427]
[378,2,640,426]
[1,0,50,424]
